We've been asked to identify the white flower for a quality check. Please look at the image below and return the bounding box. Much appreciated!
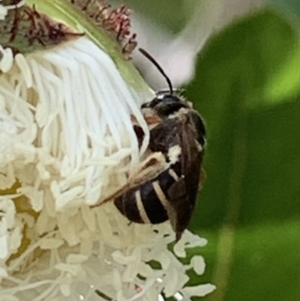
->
[0,2,215,301]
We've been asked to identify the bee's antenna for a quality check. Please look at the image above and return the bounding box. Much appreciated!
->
[139,48,173,95]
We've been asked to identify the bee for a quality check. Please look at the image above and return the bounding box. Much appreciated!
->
[95,49,206,241]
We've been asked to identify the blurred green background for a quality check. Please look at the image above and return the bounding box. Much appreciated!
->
[117,0,300,300]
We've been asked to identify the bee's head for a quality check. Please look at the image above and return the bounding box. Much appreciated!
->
[142,93,190,118]
[138,48,190,117]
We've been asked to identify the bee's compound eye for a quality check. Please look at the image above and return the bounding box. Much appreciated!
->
[142,94,188,118]
[141,97,162,109]
[154,95,188,117]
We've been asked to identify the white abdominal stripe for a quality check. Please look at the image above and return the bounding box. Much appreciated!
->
[114,154,182,226]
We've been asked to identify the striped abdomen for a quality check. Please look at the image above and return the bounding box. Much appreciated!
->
[114,161,181,224]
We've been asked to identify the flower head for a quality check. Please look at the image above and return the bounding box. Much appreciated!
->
[0,1,215,300]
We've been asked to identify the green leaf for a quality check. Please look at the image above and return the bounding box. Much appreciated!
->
[192,10,300,111]
[268,0,300,24]
[185,10,300,301]
[226,221,300,301]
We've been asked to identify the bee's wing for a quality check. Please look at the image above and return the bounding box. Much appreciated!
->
[92,151,168,207]
[168,115,204,240]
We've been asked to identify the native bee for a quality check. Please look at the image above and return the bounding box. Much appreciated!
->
[95,49,206,241]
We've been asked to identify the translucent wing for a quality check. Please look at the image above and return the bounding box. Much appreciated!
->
[92,151,168,207]
[167,114,204,240]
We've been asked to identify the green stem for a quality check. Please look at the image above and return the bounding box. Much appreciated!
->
[207,81,249,301]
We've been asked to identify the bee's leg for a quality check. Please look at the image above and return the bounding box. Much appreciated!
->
[133,124,145,149]
[132,114,161,150]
